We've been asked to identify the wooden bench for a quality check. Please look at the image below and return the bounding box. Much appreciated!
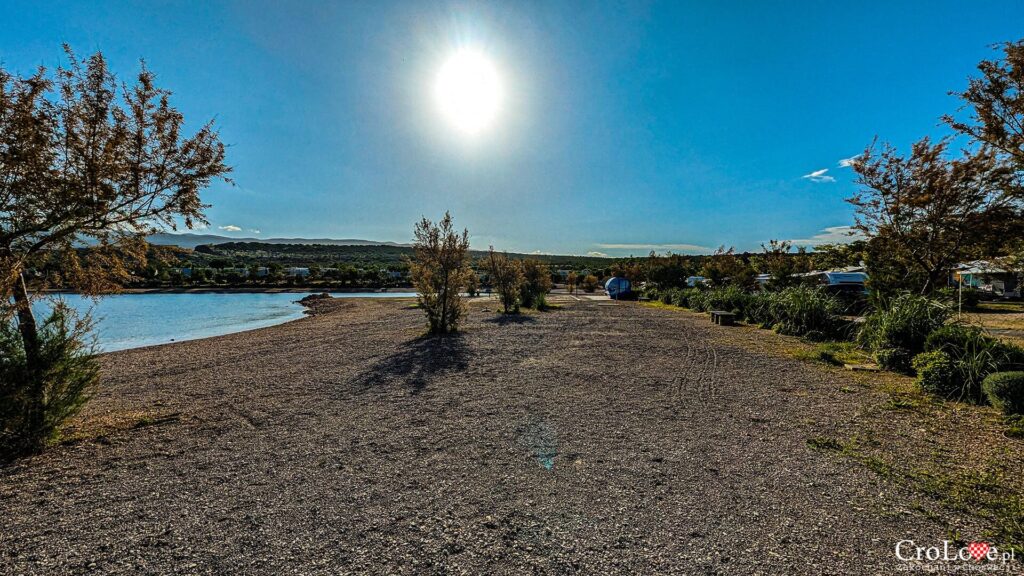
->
[710,310,736,326]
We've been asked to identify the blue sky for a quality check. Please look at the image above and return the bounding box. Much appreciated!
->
[3,1,1023,256]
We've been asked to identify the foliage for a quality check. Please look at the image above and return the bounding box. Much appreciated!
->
[847,138,1023,295]
[699,246,754,288]
[811,240,867,271]
[485,248,524,314]
[686,285,749,314]
[0,46,230,461]
[983,372,1024,416]
[912,351,957,396]
[858,293,951,356]
[1,303,99,461]
[875,347,914,374]
[580,274,599,293]
[520,259,553,309]
[408,212,471,334]
[744,285,846,339]
[945,39,1024,171]
[751,240,812,290]
[923,324,1024,402]
[643,252,695,290]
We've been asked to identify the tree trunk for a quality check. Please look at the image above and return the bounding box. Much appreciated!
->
[12,272,46,449]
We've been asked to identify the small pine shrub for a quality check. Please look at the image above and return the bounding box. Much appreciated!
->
[912,351,957,396]
[1,303,99,461]
[876,347,913,374]
[983,372,1024,415]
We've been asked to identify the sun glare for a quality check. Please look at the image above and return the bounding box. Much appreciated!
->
[435,49,502,135]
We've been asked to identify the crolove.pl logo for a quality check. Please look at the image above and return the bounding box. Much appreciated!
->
[896,540,1016,571]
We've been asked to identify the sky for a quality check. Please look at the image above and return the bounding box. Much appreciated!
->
[2,1,1023,257]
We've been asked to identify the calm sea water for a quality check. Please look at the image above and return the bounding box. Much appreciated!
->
[32,292,417,352]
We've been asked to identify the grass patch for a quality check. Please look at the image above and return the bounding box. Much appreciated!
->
[812,433,1024,552]
[793,341,869,367]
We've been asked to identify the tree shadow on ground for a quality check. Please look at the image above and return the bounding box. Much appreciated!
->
[350,334,470,394]
[483,314,537,325]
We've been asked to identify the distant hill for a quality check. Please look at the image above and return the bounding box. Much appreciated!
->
[183,241,616,269]
[147,232,409,249]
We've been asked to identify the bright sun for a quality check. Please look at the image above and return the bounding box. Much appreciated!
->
[435,49,502,135]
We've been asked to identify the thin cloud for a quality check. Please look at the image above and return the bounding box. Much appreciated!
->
[801,168,835,183]
[596,243,710,253]
[218,225,242,232]
[587,251,610,258]
[837,156,858,168]
[788,225,865,246]
[248,228,261,234]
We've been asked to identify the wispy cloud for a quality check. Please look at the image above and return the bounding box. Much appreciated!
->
[248,228,261,234]
[218,225,242,232]
[587,251,609,258]
[788,225,864,246]
[595,243,710,253]
[801,168,835,183]
[837,156,858,168]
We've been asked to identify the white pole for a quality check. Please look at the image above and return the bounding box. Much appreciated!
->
[958,273,963,320]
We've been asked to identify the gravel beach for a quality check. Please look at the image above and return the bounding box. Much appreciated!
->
[0,297,961,574]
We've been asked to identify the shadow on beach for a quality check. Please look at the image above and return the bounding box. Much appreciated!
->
[349,334,470,394]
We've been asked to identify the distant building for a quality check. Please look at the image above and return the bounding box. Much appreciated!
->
[954,261,1021,298]
[285,267,310,277]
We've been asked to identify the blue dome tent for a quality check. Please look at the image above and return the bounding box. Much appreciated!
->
[604,277,632,299]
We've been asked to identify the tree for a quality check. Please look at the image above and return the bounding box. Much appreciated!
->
[752,240,811,290]
[945,39,1024,171]
[580,274,599,293]
[566,271,578,295]
[520,258,553,309]
[408,212,471,334]
[484,248,524,313]
[812,240,867,271]
[700,246,754,288]
[0,47,229,457]
[847,138,1023,294]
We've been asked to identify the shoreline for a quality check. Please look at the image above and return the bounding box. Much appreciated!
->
[39,286,417,295]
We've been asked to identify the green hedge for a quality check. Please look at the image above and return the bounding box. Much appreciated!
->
[983,372,1024,415]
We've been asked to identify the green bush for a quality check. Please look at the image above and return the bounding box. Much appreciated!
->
[659,289,675,305]
[983,372,1024,415]
[687,285,749,314]
[0,303,99,461]
[742,286,846,339]
[858,293,950,356]
[876,347,913,374]
[912,351,957,396]
[923,324,1023,403]
[673,288,700,308]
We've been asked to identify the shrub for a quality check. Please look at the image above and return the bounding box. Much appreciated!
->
[1,303,99,461]
[688,285,749,314]
[924,324,1023,403]
[659,289,675,305]
[674,288,700,308]
[876,347,914,374]
[742,286,845,339]
[912,351,957,396]
[484,248,525,314]
[983,372,1024,415]
[408,213,472,334]
[858,293,950,356]
[581,275,599,293]
[520,259,553,310]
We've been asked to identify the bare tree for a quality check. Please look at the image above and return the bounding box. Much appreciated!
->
[408,212,471,334]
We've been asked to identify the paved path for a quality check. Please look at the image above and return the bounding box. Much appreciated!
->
[1,298,951,574]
